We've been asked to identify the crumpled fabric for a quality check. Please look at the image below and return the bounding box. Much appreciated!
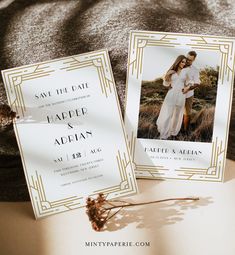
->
[0,0,234,201]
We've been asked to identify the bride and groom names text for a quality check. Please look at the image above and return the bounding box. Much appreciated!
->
[34,82,93,146]
[144,147,202,155]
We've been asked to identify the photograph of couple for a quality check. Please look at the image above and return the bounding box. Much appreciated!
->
[137,47,219,142]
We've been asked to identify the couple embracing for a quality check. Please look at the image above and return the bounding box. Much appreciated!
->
[156,51,200,139]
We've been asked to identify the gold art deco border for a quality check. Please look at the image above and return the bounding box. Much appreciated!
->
[127,131,170,179]
[2,49,137,218]
[125,31,235,182]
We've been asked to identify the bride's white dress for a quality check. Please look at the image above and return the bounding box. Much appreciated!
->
[156,68,190,139]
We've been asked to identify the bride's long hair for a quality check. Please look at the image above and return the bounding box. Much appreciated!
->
[165,55,186,81]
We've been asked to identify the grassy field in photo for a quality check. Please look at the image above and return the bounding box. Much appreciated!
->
[137,66,219,142]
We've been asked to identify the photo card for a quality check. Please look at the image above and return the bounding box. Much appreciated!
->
[124,31,235,182]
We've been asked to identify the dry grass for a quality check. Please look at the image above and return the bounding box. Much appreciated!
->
[137,104,160,139]
[138,105,215,142]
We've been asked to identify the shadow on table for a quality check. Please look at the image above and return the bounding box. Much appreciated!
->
[0,202,47,255]
[105,196,213,232]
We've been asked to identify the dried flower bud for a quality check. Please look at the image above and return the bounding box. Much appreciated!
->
[0,104,17,127]
[86,194,108,231]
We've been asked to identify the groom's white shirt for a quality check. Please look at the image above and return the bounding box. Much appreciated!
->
[185,65,200,98]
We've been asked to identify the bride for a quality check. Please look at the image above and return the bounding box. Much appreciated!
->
[156,55,191,139]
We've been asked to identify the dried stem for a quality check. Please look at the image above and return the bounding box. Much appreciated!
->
[106,207,123,221]
[106,197,199,210]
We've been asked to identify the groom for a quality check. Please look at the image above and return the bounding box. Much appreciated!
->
[182,51,201,131]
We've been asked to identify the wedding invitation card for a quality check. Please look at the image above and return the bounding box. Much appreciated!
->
[2,50,138,219]
[124,31,235,182]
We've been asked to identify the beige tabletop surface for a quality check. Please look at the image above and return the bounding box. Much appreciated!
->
[0,159,235,255]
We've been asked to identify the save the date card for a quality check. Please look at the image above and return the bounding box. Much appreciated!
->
[2,50,138,219]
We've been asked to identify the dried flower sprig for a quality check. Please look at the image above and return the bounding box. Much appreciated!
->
[86,193,199,231]
[0,104,17,127]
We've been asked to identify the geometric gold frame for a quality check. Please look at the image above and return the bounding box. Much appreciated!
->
[124,31,235,182]
[2,49,138,218]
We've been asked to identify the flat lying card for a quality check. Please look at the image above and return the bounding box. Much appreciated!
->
[125,31,235,182]
[2,50,138,219]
